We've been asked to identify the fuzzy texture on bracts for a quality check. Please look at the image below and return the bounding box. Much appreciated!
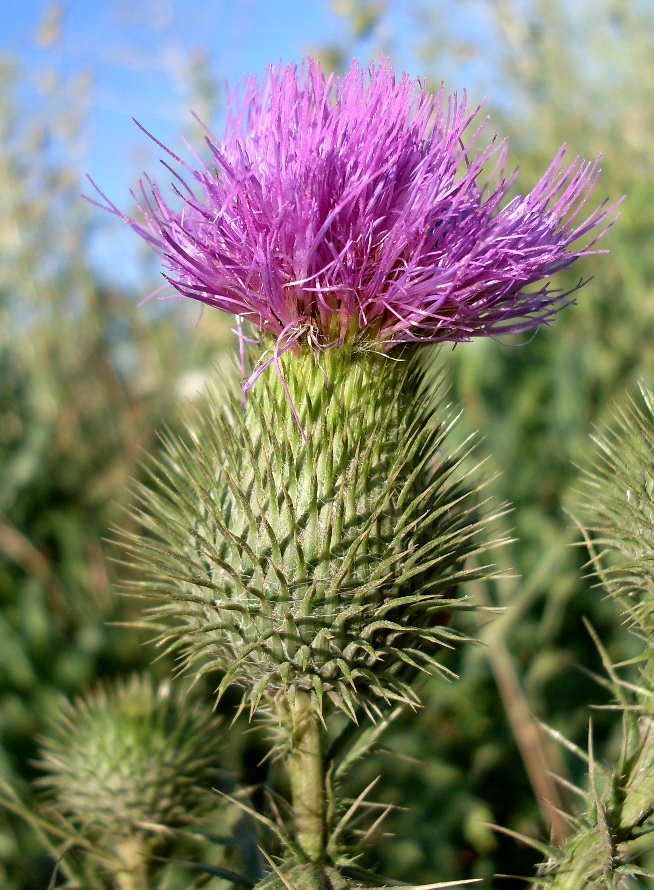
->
[36,675,221,844]
[123,349,502,721]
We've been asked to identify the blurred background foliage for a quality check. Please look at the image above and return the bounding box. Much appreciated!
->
[1,0,653,886]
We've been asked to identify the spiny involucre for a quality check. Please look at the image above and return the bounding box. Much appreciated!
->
[124,351,504,721]
[91,56,619,360]
[36,675,222,844]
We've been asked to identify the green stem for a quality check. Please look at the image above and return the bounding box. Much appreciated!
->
[285,691,325,863]
[113,837,148,890]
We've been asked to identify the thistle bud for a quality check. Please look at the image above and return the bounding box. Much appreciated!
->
[253,863,361,890]
[124,348,500,720]
[36,675,221,844]
[576,383,654,633]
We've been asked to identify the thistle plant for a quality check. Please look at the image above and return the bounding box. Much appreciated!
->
[86,58,618,885]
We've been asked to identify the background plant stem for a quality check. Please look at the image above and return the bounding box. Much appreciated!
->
[114,838,148,890]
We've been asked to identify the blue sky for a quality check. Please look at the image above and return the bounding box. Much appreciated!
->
[4,1,412,285]
[4,1,506,288]
[3,2,434,187]
[5,2,350,157]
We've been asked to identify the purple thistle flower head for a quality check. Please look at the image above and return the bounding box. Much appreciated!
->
[92,57,619,359]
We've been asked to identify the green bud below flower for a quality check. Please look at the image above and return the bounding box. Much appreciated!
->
[124,346,504,721]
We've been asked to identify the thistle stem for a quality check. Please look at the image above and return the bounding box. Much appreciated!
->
[114,837,148,890]
[285,691,325,863]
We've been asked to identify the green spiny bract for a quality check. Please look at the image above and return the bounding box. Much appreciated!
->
[35,675,221,844]
[532,386,654,888]
[124,347,501,720]
[528,684,654,887]
[252,863,361,890]
[251,861,481,889]
[576,383,654,632]
[532,708,654,888]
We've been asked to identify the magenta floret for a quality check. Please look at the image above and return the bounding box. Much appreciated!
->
[92,58,619,353]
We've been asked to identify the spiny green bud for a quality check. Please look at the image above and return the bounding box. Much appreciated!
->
[536,823,615,889]
[252,862,479,889]
[35,675,221,844]
[533,697,654,887]
[576,383,654,632]
[253,863,359,890]
[124,348,502,720]
[534,807,654,888]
